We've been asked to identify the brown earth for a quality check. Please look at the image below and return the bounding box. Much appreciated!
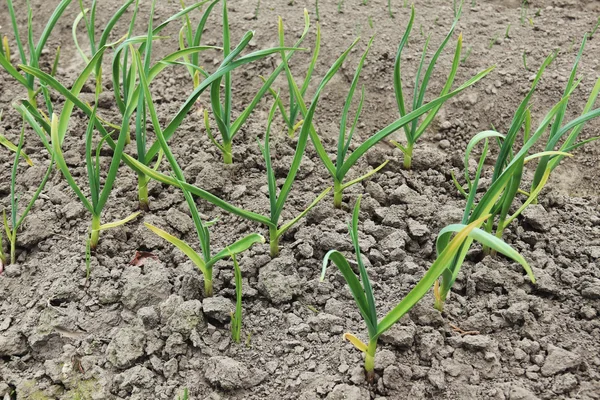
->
[0,0,599,399]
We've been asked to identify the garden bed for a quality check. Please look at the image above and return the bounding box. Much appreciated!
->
[1,0,600,399]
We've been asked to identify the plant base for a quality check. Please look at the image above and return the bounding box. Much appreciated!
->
[364,339,377,384]
[269,234,279,258]
[139,201,150,212]
[138,178,150,211]
[10,237,16,265]
[204,279,213,297]
[333,181,343,209]
[223,142,233,164]
[402,153,412,170]
[90,215,101,251]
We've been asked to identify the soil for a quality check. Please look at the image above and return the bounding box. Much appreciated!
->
[1,0,600,399]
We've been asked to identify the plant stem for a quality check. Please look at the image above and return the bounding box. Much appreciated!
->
[364,338,378,383]
[223,141,233,164]
[90,214,101,250]
[403,143,413,169]
[333,180,343,208]
[138,174,150,211]
[482,217,495,255]
[434,293,445,311]
[10,230,16,265]
[269,226,279,257]
[489,221,505,257]
[28,90,37,109]
[204,277,213,297]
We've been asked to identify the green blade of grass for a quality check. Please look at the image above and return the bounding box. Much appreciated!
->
[349,197,377,333]
[276,186,331,238]
[259,97,280,217]
[393,5,415,140]
[6,0,27,65]
[340,160,389,191]
[85,103,100,208]
[414,32,463,142]
[0,134,34,166]
[14,103,52,153]
[98,0,134,48]
[191,0,220,67]
[73,8,91,64]
[531,35,587,188]
[0,53,32,89]
[34,0,72,60]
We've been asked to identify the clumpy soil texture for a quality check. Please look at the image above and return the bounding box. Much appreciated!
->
[1,0,600,399]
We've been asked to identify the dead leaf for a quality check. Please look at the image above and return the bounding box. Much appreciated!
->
[129,250,158,267]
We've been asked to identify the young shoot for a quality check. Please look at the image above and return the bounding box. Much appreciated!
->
[471,39,600,252]
[321,197,528,381]
[177,388,189,400]
[391,5,492,169]
[441,43,600,310]
[73,0,135,77]
[0,111,33,166]
[47,57,140,250]
[1,122,54,265]
[112,0,210,209]
[127,26,356,258]
[0,0,68,114]
[230,253,243,343]
[590,16,600,39]
[283,13,492,207]
[22,16,315,258]
[440,53,562,309]
[460,46,472,64]
[265,22,320,137]
[178,1,311,163]
[133,47,265,297]
[529,35,600,202]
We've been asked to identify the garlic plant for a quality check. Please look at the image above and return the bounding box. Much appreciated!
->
[322,197,530,380]
[1,122,53,265]
[134,47,265,297]
[0,0,67,114]
[392,5,482,169]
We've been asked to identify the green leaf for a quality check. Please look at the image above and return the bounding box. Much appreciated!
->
[0,52,31,88]
[350,197,377,334]
[145,223,207,275]
[322,250,377,337]
[393,5,415,140]
[437,224,535,283]
[50,113,93,213]
[339,66,494,179]
[376,215,490,338]
[337,36,374,169]
[277,186,331,237]
[206,233,265,270]
[276,35,361,217]
[340,160,388,191]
